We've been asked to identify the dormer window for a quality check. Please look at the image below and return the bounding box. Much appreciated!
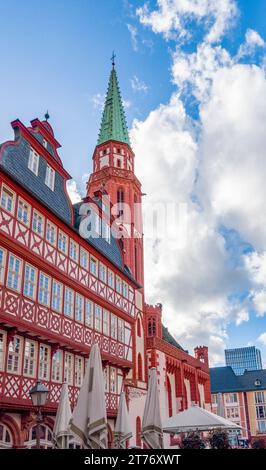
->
[45,165,55,191]
[28,149,39,176]
[255,379,261,387]
[43,139,48,149]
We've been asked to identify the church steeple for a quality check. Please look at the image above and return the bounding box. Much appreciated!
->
[87,60,144,286]
[97,61,130,146]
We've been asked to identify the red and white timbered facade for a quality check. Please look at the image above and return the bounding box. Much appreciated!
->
[0,64,211,449]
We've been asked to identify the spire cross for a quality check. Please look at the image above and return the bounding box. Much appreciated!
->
[111,51,116,68]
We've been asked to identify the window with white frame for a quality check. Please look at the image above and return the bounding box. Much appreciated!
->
[226,407,239,419]
[255,392,266,404]
[0,330,6,371]
[95,305,102,332]
[43,139,48,149]
[258,420,266,433]
[75,294,84,323]
[75,356,84,387]
[38,272,50,306]
[51,280,62,312]
[7,336,23,374]
[212,394,218,404]
[99,263,107,283]
[52,350,62,382]
[102,220,110,243]
[64,352,74,385]
[107,270,114,289]
[110,367,116,393]
[85,300,93,328]
[0,186,15,213]
[116,276,122,294]
[122,282,128,299]
[45,165,55,191]
[23,264,37,299]
[23,340,37,377]
[225,393,238,404]
[0,248,6,284]
[17,198,30,226]
[69,240,78,262]
[28,149,39,175]
[256,405,266,419]
[103,310,109,336]
[7,254,22,292]
[80,249,88,270]
[58,231,68,254]
[39,344,50,380]
[0,423,13,448]
[46,221,56,246]
[90,257,98,276]
[111,314,117,339]
[118,319,125,343]
[64,287,74,317]
[32,211,44,236]
[103,366,109,392]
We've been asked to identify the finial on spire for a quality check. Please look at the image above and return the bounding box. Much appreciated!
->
[44,110,50,121]
[111,51,116,69]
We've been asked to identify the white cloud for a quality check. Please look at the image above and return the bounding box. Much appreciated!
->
[123,99,132,109]
[67,180,82,204]
[130,75,148,93]
[127,24,138,51]
[235,309,249,326]
[132,0,266,364]
[137,0,238,44]
[237,29,265,59]
[258,332,266,345]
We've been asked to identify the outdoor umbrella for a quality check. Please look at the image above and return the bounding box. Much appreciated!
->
[141,367,164,449]
[217,393,225,418]
[114,391,132,449]
[163,405,242,434]
[70,343,107,449]
[53,381,72,449]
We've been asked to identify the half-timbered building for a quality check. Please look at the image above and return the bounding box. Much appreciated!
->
[0,62,211,448]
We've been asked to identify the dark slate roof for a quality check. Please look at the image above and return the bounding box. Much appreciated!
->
[210,366,266,393]
[0,137,72,224]
[73,202,138,284]
[162,325,185,351]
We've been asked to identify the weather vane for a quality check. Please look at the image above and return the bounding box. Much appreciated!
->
[111,51,116,68]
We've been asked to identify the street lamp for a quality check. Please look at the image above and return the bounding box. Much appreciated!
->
[29,380,49,449]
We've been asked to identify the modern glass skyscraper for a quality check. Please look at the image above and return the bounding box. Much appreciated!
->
[225,347,263,375]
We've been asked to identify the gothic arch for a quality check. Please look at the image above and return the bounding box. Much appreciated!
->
[0,414,22,448]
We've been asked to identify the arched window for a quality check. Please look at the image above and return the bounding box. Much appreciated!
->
[148,318,157,337]
[138,353,143,381]
[25,424,53,449]
[166,375,173,417]
[136,417,141,448]
[0,423,12,449]
[137,317,141,337]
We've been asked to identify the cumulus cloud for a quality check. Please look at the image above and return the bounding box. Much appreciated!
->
[131,0,266,364]
[137,0,238,44]
[237,29,265,59]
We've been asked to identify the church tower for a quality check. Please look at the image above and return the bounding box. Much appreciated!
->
[87,59,144,285]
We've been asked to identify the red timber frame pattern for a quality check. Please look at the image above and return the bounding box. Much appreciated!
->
[0,170,140,416]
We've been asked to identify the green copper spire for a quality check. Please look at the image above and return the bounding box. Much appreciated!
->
[97,60,130,146]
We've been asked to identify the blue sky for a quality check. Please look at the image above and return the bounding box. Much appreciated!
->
[0,1,266,365]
